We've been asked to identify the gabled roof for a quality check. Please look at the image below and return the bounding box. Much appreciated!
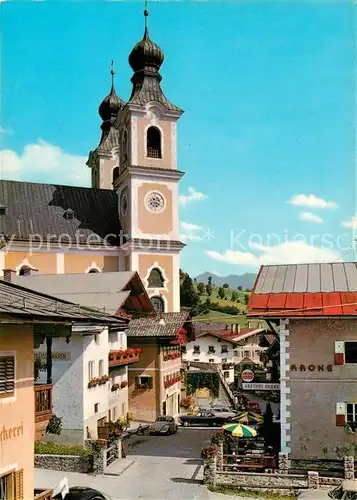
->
[0,279,126,325]
[248,262,357,318]
[15,271,154,316]
[195,331,238,345]
[0,179,122,245]
[126,311,189,338]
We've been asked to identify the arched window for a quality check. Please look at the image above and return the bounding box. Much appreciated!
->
[112,166,119,184]
[147,127,162,158]
[148,268,165,288]
[88,268,100,274]
[19,266,31,276]
[151,296,165,313]
[122,131,128,163]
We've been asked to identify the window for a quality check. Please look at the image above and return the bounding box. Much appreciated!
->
[0,206,6,216]
[147,126,162,158]
[94,403,99,413]
[136,376,153,389]
[181,346,187,354]
[151,296,165,313]
[221,345,228,353]
[208,345,216,354]
[89,269,100,274]
[234,350,239,357]
[148,268,165,288]
[0,472,15,500]
[112,166,119,184]
[98,360,104,377]
[222,358,227,364]
[122,131,128,162]
[347,403,357,423]
[63,209,74,220]
[88,361,94,381]
[224,371,230,379]
[209,359,214,363]
[193,345,200,354]
[18,266,31,276]
[0,356,15,396]
[193,359,199,362]
[345,342,357,364]
[255,350,260,357]
[109,332,118,343]
[244,350,250,358]
[111,406,117,421]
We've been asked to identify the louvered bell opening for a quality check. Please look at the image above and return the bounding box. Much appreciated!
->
[147,147,161,158]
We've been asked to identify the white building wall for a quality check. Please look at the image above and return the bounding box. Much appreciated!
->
[35,336,84,433]
[183,335,235,364]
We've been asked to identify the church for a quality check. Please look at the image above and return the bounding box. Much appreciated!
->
[0,8,184,316]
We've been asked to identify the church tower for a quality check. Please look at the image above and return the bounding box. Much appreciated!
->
[116,8,184,313]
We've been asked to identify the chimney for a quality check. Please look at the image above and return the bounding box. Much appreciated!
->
[235,324,240,333]
[248,321,252,328]
[3,269,16,283]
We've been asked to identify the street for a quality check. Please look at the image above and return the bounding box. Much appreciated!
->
[35,428,259,500]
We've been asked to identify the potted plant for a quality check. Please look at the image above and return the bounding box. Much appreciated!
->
[201,446,218,460]
[111,383,120,391]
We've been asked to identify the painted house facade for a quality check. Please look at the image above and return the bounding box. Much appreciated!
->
[15,271,153,441]
[248,261,357,459]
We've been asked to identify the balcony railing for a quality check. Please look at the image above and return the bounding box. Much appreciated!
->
[34,489,53,500]
[34,384,53,423]
[109,348,141,368]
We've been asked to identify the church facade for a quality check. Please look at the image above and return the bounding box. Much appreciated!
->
[0,9,184,316]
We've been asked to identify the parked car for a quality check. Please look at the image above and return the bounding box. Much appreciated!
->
[150,415,178,435]
[210,406,238,419]
[180,411,230,427]
[247,401,261,413]
[54,487,107,500]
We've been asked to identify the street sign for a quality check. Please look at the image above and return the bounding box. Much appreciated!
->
[242,383,280,391]
[241,369,255,383]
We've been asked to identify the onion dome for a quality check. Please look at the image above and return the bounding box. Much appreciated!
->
[98,64,123,122]
[129,10,164,72]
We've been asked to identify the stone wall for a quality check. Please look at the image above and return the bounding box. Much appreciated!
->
[216,471,308,489]
[35,454,93,473]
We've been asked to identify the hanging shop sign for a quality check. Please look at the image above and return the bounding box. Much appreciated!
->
[241,369,255,383]
[289,364,333,372]
[242,383,280,391]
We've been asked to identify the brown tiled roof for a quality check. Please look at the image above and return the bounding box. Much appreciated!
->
[126,311,189,338]
[0,180,122,245]
[0,279,126,324]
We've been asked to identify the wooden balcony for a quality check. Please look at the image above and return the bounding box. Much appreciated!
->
[34,384,53,441]
[34,489,53,500]
[109,349,141,368]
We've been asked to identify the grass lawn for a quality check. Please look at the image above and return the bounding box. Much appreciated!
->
[193,310,262,328]
[35,441,93,456]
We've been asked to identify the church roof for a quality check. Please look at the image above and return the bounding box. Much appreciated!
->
[0,179,122,246]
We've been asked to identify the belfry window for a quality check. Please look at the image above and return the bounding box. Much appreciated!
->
[122,131,128,163]
[148,268,165,288]
[112,166,119,184]
[151,296,165,313]
[147,127,162,159]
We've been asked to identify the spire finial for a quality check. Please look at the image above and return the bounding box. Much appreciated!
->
[111,59,115,86]
[144,0,149,34]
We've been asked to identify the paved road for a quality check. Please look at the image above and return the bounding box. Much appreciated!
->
[36,428,260,500]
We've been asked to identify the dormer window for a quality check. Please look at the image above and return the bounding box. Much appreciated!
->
[63,209,74,220]
[148,268,165,288]
[147,126,161,159]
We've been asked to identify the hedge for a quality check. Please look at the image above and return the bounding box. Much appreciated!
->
[35,442,93,456]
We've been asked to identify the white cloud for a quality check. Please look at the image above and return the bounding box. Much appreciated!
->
[206,241,340,267]
[0,140,90,186]
[342,215,357,230]
[179,187,207,206]
[181,221,202,232]
[180,221,203,242]
[288,194,337,210]
[299,212,324,224]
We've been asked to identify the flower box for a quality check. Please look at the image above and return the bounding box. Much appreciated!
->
[111,383,120,391]
[201,446,217,460]
[120,380,128,389]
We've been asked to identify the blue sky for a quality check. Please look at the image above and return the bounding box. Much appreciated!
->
[1,1,355,277]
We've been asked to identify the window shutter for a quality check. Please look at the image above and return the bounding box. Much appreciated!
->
[5,357,15,393]
[15,469,24,500]
[336,402,346,426]
[0,357,6,393]
[334,341,345,365]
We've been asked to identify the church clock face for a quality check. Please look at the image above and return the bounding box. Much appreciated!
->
[121,193,128,216]
[145,191,165,213]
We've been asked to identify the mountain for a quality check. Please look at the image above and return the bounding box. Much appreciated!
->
[194,271,257,290]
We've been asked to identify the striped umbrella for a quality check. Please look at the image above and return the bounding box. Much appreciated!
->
[232,411,263,425]
[222,423,257,437]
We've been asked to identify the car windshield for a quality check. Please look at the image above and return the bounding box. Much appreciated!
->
[156,417,168,422]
